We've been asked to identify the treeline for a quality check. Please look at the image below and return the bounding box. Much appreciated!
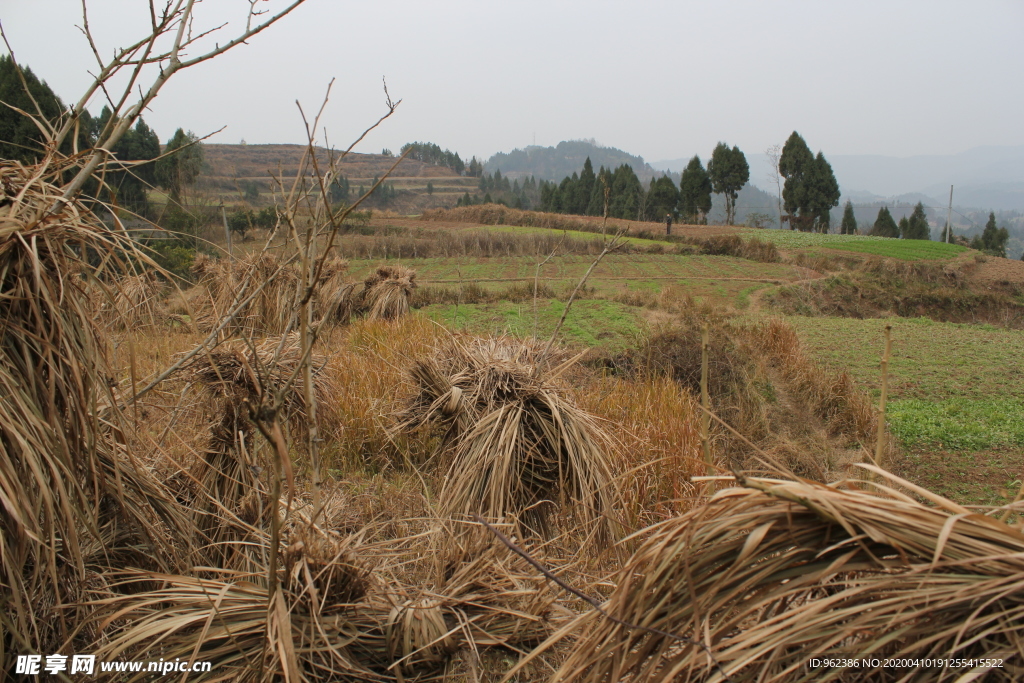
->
[400,141,483,177]
[531,142,751,225]
[455,170,541,209]
[1,55,204,217]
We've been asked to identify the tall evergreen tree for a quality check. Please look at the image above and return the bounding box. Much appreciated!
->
[779,132,840,232]
[0,56,94,163]
[870,206,900,238]
[902,202,930,240]
[708,142,749,225]
[92,106,160,215]
[646,175,680,221]
[808,152,840,232]
[576,157,596,216]
[679,155,712,224]
[779,132,814,230]
[156,128,204,203]
[609,164,643,220]
[840,200,857,235]
[586,166,612,217]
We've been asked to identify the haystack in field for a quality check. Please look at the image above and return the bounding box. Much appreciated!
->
[398,337,618,540]
[183,333,334,557]
[192,251,300,335]
[0,160,188,659]
[357,264,417,321]
[105,270,165,329]
[541,464,1024,682]
[191,252,359,333]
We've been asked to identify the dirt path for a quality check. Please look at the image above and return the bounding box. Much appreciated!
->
[745,268,827,314]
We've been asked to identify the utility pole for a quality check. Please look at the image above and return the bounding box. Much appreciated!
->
[945,185,954,243]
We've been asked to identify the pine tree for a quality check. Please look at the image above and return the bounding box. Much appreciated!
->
[679,155,712,224]
[609,164,643,219]
[708,143,749,225]
[902,202,930,240]
[870,207,899,237]
[808,152,840,232]
[0,56,94,163]
[586,166,612,216]
[898,216,910,238]
[577,157,596,216]
[840,200,857,235]
[94,108,160,215]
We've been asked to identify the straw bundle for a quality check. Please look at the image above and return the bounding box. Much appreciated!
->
[316,256,358,326]
[358,265,417,321]
[182,333,335,568]
[192,251,300,335]
[91,527,558,681]
[104,271,165,329]
[547,465,1024,682]
[0,160,187,658]
[93,531,383,682]
[398,337,618,540]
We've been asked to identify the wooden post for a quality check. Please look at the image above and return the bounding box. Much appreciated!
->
[221,204,232,270]
[701,323,711,478]
[874,324,892,469]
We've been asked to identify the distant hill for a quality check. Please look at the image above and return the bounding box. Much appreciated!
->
[485,140,666,183]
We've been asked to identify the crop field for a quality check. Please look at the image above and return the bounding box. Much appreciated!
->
[787,315,1024,504]
[740,228,967,260]
[348,253,799,307]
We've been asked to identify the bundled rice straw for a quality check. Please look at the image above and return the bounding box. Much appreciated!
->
[192,252,358,334]
[0,160,188,660]
[398,336,618,541]
[542,464,1024,682]
[358,264,417,321]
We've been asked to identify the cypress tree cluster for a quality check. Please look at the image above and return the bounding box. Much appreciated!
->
[971,212,1010,256]
[778,131,840,232]
[531,144,749,225]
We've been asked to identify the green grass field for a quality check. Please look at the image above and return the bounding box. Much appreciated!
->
[788,315,1024,458]
[740,229,967,260]
[786,316,1024,401]
[419,299,645,350]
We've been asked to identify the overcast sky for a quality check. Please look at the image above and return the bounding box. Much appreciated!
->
[3,1,1023,165]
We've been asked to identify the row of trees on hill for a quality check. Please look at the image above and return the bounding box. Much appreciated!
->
[400,141,484,177]
[865,203,931,240]
[529,143,753,224]
[455,170,541,209]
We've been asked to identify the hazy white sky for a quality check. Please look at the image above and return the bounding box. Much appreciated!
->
[3,1,1023,164]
